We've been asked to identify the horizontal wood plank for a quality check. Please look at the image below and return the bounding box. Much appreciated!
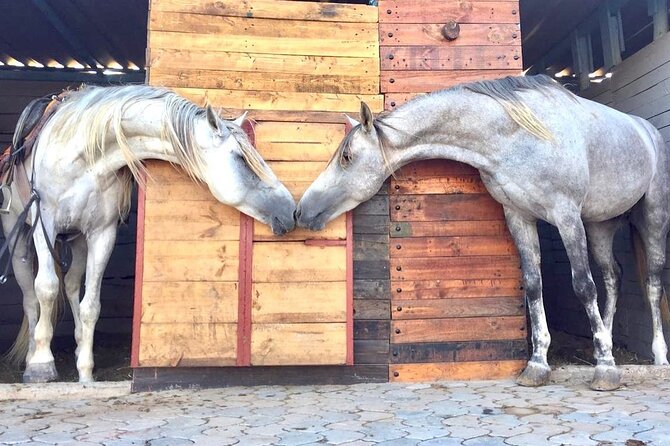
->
[391,174,487,194]
[392,296,524,319]
[391,340,528,363]
[251,323,347,365]
[151,0,378,23]
[378,0,520,24]
[391,236,516,258]
[252,282,346,323]
[396,160,479,177]
[141,282,238,323]
[354,320,390,340]
[143,240,239,282]
[379,23,520,46]
[139,323,237,366]
[144,201,240,241]
[391,278,523,299]
[390,255,521,281]
[381,47,521,71]
[254,214,346,241]
[253,242,346,282]
[391,194,504,222]
[390,221,510,238]
[354,299,390,320]
[391,316,526,343]
[381,69,522,93]
[389,360,526,382]
[354,339,390,364]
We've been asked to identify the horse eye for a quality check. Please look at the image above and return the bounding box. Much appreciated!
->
[341,148,352,166]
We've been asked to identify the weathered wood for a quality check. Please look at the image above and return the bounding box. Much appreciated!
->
[391,175,486,195]
[251,282,346,323]
[391,316,526,343]
[151,0,379,23]
[381,47,521,71]
[255,122,343,161]
[380,23,520,47]
[149,48,380,77]
[354,260,390,280]
[355,195,390,216]
[385,93,424,109]
[132,365,389,391]
[611,31,670,91]
[255,214,346,241]
[391,236,516,258]
[144,201,240,241]
[143,240,239,282]
[251,323,347,365]
[381,69,522,93]
[392,296,524,319]
[391,255,521,281]
[354,320,390,340]
[141,282,238,323]
[391,194,505,222]
[391,278,523,300]
[139,323,237,367]
[390,220,509,238]
[354,299,390,320]
[389,360,526,382]
[354,340,390,364]
[354,280,391,300]
[390,340,528,363]
[378,0,520,24]
[353,214,390,234]
[396,160,479,177]
[253,242,346,282]
[354,234,389,261]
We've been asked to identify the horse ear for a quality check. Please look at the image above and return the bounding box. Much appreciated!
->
[360,102,373,132]
[233,111,248,127]
[206,105,220,131]
[345,114,360,129]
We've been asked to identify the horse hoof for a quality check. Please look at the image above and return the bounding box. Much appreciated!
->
[590,365,621,391]
[23,362,59,383]
[516,362,551,387]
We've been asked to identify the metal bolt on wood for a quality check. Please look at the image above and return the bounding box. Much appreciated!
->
[395,328,401,334]
[393,371,399,377]
[395,205,400,210]
[396,244,401,249]
[397,306,402,311]
[396,266,402,271]
[396,288,402,293]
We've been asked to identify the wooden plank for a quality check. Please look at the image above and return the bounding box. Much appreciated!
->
[354,299,390,320]
[391,340,528,364]
[385,93,423,109]
[144,201,240,241]
[379,23,520,46]
[132,365,389,391]
[253,242,346,282]
[390,255,521,281]
[391,316,526,343]
[626,91,670,120]
[615,78,670,114]
[392,296,524,319]
[353,214,390,235]
[381,47,521,71]
[354,234,390,261]
[389,360,526,382]
[254,122,343,161]
[354,320,390,340]
[251,282,346,323]
[381,70,522,93]
[356,195,390,216]
[611,31,670,90]
[354,260,390,280]
[391,236,516,258]
[150,11,378,40]
[151,31,378,58]
[354,340,390,364]
[141,282,238,323]
[173,87,384,113]
[151,0,378,23]
[378,0,520,24]
[391,194,504,222]
[390,220,510,238]
[251,323,347,365]
[143,240,239,282]
[613,59,670,101]
[139,323,237,367]
[392,278,523,300]
[151,68,379,95]
[649,110,670,129]
[148,48,380,77]
[354,280,391,300]
[255,214,346,241]
[391,175,487,194]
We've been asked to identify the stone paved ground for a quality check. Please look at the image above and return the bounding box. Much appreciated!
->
[1,379,670,445]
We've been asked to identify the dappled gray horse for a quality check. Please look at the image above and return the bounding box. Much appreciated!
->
[296,75,670,390]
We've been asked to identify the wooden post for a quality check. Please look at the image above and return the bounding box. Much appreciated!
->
[600,5,622,70]
[571,30,593,91]
[648,0,669,41]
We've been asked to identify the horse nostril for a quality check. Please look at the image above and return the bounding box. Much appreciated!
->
[294,207,301,221]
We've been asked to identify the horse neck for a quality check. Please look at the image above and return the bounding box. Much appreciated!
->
[383,90,497,171]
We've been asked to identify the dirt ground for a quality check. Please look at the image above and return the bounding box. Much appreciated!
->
[547,330,653,366]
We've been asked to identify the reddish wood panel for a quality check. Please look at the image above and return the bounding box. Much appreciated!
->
[381,47,521,71]
[393,278,523,300]
[392,174,486,194]
[392,296,524,319]
[390,220,510,238]
[389,360,526,382]
[391,255,521,281]
[391,194,505,222]
[396,160,479,177]
[378,1,520,24]
[385,93,422,109]
[379,23,520,47]
[391,340,528,364]
[391,316,526,343]
[391,236,516,258]
[381,69,521,93]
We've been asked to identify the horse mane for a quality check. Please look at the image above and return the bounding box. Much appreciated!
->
[461,74,570,141]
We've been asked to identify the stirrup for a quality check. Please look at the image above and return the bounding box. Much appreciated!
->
[0,184,11,214]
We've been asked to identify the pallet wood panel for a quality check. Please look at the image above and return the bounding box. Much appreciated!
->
[389,360,526,382]
[379,23,520,47]
[392,278,523,300]
[391,340,527,363]
[252,282,346,323]
[151,0,378,23]
[253,242,346,283]
[381,70,521,93]
[143,240,239,282]
[142,282,238,323]
[251,323,347,365]
[390,220,510,238]
[254,122,344,161]
[378,1,520,24]
[391,174,487,194]
[390,236,516,258]
[392,297,524,319]
[391,194,505,221]
[381,47,521,71]
[143,201,240,241]
[391,316,526,343]
[390,255,521,281]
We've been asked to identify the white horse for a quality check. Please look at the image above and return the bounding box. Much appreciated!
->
[297,75,670,391]
[1,85,295,382]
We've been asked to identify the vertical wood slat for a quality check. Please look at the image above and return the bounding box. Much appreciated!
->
[131,174,147,368]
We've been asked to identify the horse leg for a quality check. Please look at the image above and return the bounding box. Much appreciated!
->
[556,211,620,390]
[24,217,60,383]
[76,225,116,382]
[503,209,551,386]
[585,219,623,333]
[63,236,87,368]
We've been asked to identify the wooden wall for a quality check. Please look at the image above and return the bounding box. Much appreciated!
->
[378,0,527,382]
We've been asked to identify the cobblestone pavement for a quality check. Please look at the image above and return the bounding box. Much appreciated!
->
[1,379,670,445]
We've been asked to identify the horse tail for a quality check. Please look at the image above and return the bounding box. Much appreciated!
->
[4,243,66,367]
[631,226,670,326]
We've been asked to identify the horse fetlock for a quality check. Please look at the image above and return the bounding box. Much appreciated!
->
[591,365,621,391]
[23,361,58,383]
[652,338,669,365]
[516,362,551,387]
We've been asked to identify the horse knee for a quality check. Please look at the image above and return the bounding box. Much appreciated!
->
[80,301,100,325]
[572,273,597,302]
[34,276,59,302]
[523,271,542,300]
